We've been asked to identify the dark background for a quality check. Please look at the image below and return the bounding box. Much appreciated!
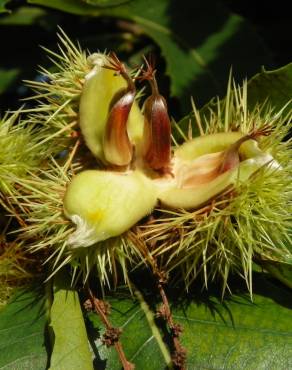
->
[0,0,291,115]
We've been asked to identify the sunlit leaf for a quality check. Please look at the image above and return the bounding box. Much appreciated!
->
[87,289,171,369]
[81,0,132,7]
[88,273,292,369]
[49,273,93,370]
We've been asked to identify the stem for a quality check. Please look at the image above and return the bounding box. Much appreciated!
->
[87,288,134,370]
[155,271,187,370]
[137,243,187,369]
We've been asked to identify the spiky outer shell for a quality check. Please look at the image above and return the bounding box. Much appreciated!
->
[63,169,158,247]
[0,112,47,196]
[63,130,275,247]
[10,33,289,293]
[79,53,144,163]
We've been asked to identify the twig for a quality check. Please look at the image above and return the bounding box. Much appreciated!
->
[87,288,135,370]
[127,229,187,369]
[154,267,187,370]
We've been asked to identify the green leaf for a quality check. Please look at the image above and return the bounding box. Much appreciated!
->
[27,0,101,15]
[247,63,292,112]
[28,0,272,113]
[257,260,292,290]
[81,0,132,7]
[0,68,20,94]
[0,0,11,13]
[178,275,292,369]
[0,289,48,369]
[28,0,131,12]
[88,273,292,369]
[123,2,272,111]
[49,273,93,370]
[0,6,46,25]
[87,290,171,369]
[186,62,292,136]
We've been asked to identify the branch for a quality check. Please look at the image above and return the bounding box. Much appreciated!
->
[87,288,135,370]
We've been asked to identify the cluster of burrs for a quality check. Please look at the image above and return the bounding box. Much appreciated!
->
[64,52,278,249]
[2,32,288,300]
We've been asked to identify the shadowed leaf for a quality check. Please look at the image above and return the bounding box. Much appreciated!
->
[0,68,20,94]
[181,62,292,137]
[0,289,47,370]
[0,6,46,25]
[0,0,11,13]
[247,63,292,112]
[27,0,272,113]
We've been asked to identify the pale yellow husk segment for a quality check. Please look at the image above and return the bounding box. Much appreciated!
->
[64,132,276,247]
[79,53,144,163]
[63,169,158,247]
[158,133,276,209]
